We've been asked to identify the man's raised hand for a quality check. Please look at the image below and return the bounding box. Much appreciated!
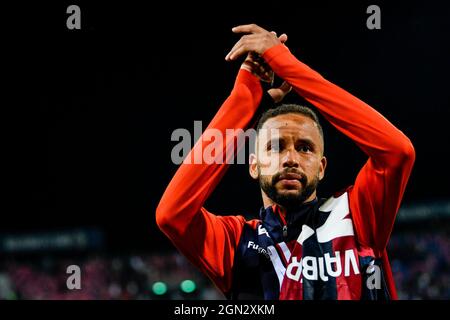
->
[239,31,288,83]
[240,52,275,83]
[225,24,287,61]
[268,81,292,103]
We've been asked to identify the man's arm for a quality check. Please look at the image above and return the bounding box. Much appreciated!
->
[227,24,415,255]
[261,44,415,255]
[157,33,290,294]
[156,68,262,294]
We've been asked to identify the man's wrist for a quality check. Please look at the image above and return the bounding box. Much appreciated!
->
[240,61,255,74]
[236,68,262,92]
[262,44,290,64]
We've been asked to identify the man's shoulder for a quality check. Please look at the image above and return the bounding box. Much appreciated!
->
[215,214,261,230]
[244,218,261,230]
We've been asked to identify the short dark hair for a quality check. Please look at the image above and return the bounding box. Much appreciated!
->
[256,104,324,152]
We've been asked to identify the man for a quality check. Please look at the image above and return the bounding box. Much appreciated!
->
[156,24,415,300]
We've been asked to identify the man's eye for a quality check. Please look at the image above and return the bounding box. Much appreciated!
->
[269,143,281,152]
[267,142,281,152]
[298,145,311,153]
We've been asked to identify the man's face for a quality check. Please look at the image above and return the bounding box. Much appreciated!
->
[249,113,327,209]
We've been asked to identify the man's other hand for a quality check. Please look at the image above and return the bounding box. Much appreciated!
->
[226,24,287,61]
[239,32,287,84]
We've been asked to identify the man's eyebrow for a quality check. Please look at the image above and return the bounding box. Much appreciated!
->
[296,138,316,146]
[266,136,285,146]
[265,137,316,146]
[297,137,324,153]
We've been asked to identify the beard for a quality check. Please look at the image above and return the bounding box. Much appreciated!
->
[259,167,319,210]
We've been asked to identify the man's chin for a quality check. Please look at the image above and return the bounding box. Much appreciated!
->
[277,186,302,196]
[272,192,304,209]
[276,189,302,200]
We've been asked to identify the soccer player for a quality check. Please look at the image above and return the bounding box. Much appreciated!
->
[156,24,415,300]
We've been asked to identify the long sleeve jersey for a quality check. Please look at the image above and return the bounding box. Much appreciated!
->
[156,44,415,300]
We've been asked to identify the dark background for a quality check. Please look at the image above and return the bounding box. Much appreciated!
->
[5,1,450,253]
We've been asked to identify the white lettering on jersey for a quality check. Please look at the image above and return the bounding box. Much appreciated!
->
[344,249,360,276]
[286,256,302,281]
[284,250,360,283]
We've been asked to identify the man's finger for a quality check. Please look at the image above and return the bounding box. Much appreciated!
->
[232,24,265,34]
[225,41,244,61]
[225,35,258,60]
[225,38,244,61]
[226,35,252,60]
[279,33,288,43]
[228,43,255,61]
[228,46,248,61]
[279,81,292,93]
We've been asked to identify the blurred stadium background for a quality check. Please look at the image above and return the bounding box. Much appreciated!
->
[1,202,449,300]
[4,1,449,300]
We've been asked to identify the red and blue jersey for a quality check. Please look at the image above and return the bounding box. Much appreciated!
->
[156,44,415,300]
[231,194,391,299]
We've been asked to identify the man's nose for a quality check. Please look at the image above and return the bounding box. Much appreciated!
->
[282,149,299,168]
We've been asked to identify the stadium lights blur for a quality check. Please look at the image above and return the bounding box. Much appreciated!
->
[180,280,196,293]
[152,281,168,295]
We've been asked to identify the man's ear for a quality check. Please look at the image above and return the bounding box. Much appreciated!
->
[249,153,259,180]
[319,156,327,181]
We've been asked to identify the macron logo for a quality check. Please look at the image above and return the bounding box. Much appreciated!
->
[258,225,270,238]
